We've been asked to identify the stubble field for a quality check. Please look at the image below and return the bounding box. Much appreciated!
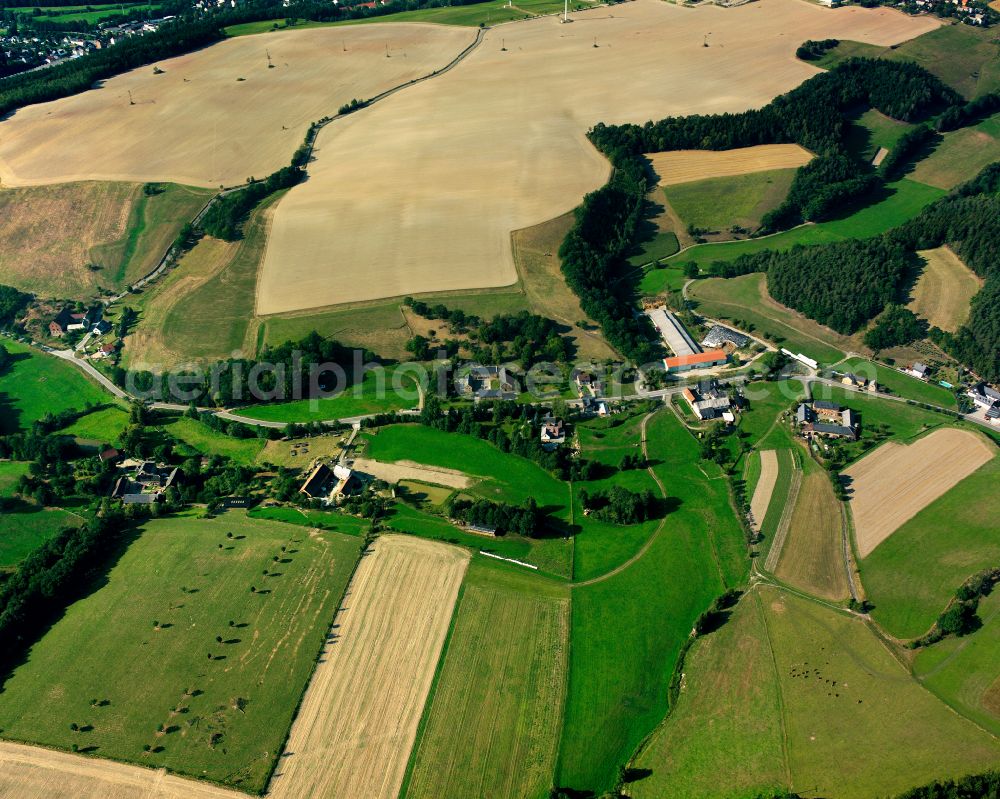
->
[749,449,779,526]
[256,0,936,313]
[0,740,245,799]
[268,534,468,799]
[844,428,995,558]
[0,25,476,189]
[647,144,812,186]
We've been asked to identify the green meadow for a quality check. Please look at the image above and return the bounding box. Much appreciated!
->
[0,511,362,793]
[0,340,108,433]
[861,455,1000,640]
[558,411,746,793]
[237,368,421,423]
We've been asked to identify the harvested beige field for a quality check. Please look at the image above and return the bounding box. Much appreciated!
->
[257,0,936,313]
[0,25,475,188]
[352,457,473,488]
[907,246,982,332]
[0,740,243,799]
[750,449,779,526]
[268,534,469,799]
[846,428,995,557]
[647,144,814,186]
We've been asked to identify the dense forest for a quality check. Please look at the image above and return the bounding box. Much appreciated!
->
[558,157,658,363]
[0,284,30,328]
[403,300,573,367]
[699,161,1000,379]
[560,58,962,360]
[763,238,910,334]
[446,496,541,537]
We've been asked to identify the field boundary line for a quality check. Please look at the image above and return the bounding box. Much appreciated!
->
[763,457,801,573]
[262,532,369,793]
[396,574,469,799]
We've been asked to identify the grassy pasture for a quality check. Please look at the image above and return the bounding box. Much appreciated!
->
[0,340,107,433]
[843,108,915,163]
[861,454,1000,639]
[763,586,1000,798]
[832,357,958,409]
[572,412,662,581]
[912,113,1000,190]
[914,590,1000,736]
[513,212,617,359]
[404,561,569,799]
[156,196,278,365]
[0,511,362,793]
[257,433,347,468]
[687,274,849,364]
[630,592,788,799]
[651,178,945,289]
[0,182,206,300]
[225,0,573,34]
[56,406,129,445]
[261,291,528,363]
[664,169,798,236]
[248,504,371,536]
[363,424,568,514]
[774,455,848,601]
[362,425,573,576]
[558,411,746,794]
[159,417,266,465]
[236,367,421,423]
[810,384,947,448]
[907,246,982,333]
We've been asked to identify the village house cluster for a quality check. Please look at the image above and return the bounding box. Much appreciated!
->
[796,399,858,440]
[109,456,181,505]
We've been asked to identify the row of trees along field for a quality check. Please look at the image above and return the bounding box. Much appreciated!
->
[200,165,303,240]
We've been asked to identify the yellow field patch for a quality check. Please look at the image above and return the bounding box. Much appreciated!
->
[0,25,476,189]
[846,428,995,558]
[0,740,244,799]
[647,144,814,187]
[256,0,935,313]
[907,246,982,332]
[269,535,469,799]
[750,449,779,527]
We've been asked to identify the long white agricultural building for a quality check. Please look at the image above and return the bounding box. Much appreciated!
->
[647,307,700,357]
